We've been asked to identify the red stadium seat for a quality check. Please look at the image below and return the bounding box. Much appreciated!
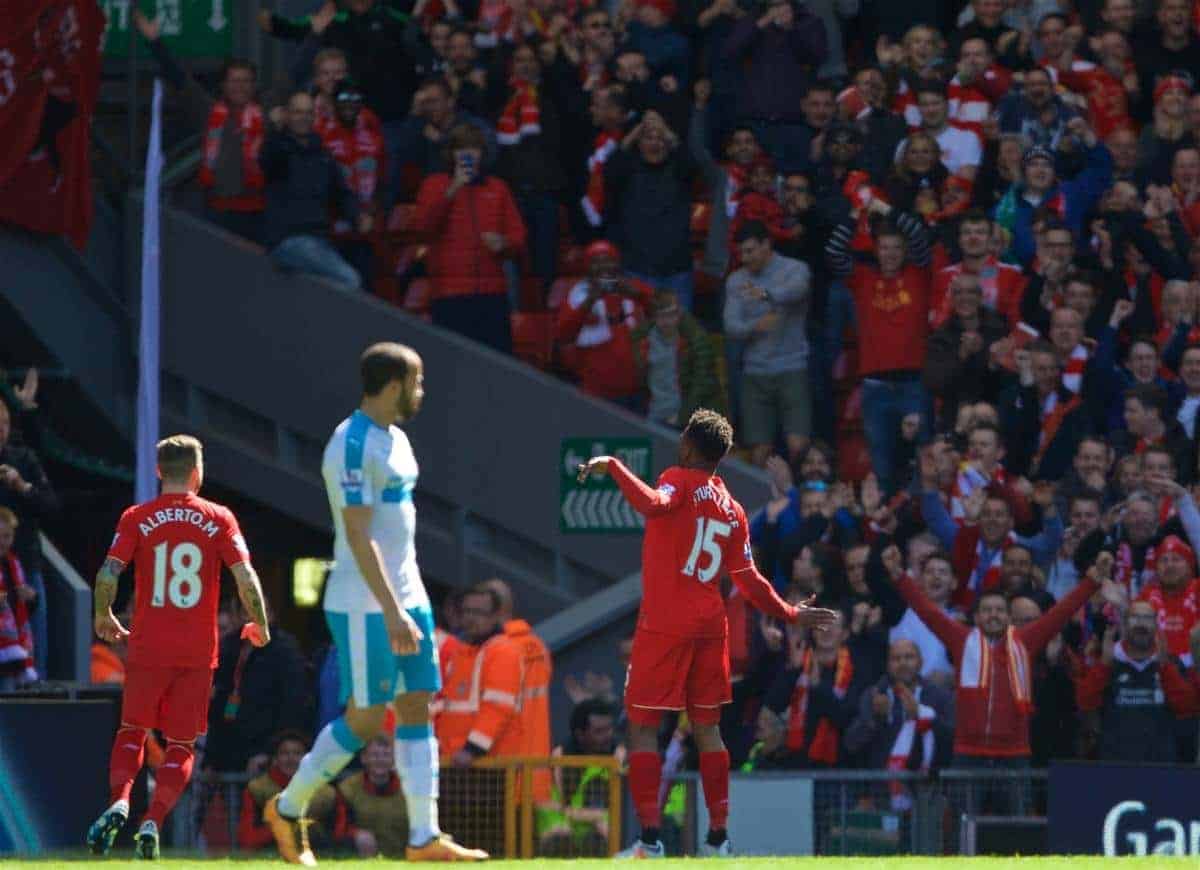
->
[386,203,419,241]
[837,431,872,483]
[548,277,580,310]
[511,312,556,370]
[557,341,580,374]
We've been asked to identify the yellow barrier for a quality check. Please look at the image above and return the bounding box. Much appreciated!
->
[441,756,623,859]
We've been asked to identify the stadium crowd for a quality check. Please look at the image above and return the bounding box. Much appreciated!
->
[25,0,1200,852]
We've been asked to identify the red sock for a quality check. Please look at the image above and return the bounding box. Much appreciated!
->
[699,750,730,831]
[145,744,194,827]
[109,727,147,804]
[628,751,663,830]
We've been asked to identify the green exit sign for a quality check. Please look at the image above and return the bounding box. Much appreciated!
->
[560,437,652,533]
[103,0,233,58]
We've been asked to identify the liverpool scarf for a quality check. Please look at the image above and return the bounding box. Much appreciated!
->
[200,101,265,192]
[497,77,541,146]
[786,647,853,764]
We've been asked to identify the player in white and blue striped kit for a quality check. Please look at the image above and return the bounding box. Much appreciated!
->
[265,342,487,864]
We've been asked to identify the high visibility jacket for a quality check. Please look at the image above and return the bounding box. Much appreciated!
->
[436,632,524,760]
[503,620,552,758]
[435,627,462,686]
[504,620,553,802]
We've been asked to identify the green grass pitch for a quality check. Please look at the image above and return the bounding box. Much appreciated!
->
[1,858,1190,868]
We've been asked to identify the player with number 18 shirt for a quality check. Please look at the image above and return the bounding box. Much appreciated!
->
[107,489,249,673]
[88,435,270,861]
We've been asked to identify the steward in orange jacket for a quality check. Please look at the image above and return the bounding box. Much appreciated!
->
[436,588,525,761]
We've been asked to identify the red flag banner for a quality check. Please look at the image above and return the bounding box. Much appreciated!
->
[0,1,104,249]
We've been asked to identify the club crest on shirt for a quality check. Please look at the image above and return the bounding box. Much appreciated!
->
[341,469,364,492]
[657,483,676,498]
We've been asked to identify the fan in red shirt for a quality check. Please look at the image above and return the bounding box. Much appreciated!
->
[87,435,271,861]
[556,240,653,402]
[576,409,838,858]
[1138,535,1200,664]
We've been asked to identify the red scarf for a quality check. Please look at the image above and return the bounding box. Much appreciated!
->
[200,101,265,193]
[1032,391,1082,475]
[1061,343,1089,394]
[885,689,936,811]
[951,463,1008,520]
[724,162,751,218]
[497,78,541,146]
[318,114,384,233]
[959,627,1032,714]
[0,552,34,674]
[581,130,619,227]
[786,647,853,764]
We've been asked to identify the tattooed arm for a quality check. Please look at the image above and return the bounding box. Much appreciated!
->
[94,557,130,643]
[231,562,271,646]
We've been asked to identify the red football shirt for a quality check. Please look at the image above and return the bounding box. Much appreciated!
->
[628,466,757,639]
[106,492,250,669]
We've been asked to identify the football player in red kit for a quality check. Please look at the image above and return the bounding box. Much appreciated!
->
[577,409,838,857]
[87,435,271,860]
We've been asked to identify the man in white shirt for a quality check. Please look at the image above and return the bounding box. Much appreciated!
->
[1176,344,1200,439]
[902,84,983,180]
[888,551,957,687]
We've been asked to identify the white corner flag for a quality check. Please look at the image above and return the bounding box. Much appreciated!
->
[135,79,164,504]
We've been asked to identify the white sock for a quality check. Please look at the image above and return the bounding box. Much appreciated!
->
[395,726,440,846]
[278,718,362,818]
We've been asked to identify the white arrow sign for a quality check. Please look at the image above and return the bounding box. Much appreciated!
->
[209,0,227,31]
[561,489,579,527]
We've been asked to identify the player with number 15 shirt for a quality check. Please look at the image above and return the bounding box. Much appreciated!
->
[576,409,838,858]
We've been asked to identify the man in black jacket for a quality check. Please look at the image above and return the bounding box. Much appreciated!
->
[262,0,419,203]
[1075,601,1200,762]
[999,340,1091,480]
[205,610,314,775]
[0,395,57,679]
[604,110,697,309]
[923,274,1011,430]
[260,92,369,289]
[843,639,954,805]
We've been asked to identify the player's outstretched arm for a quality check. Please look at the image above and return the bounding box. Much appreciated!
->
[93,557,130,644]
[231,562,272,647]
[578,456,682,517]
[729,564,838,627]
[342,506,422,655]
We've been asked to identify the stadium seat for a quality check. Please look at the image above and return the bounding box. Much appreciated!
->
[548,277,580,310]
[510,312,556,370]
[557,341,580,375]
[386,203,419,241]
[837,431,872,483]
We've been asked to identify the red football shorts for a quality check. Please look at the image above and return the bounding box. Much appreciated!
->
[121,665,214,742]
[624,629,730,726]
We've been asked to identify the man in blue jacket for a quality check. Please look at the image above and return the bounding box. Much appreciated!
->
[996,117,1112,267]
